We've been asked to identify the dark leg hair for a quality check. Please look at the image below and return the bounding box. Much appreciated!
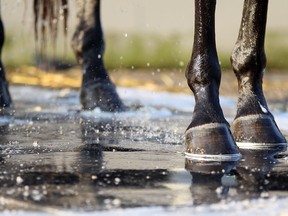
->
[72,0,126,112]
[231,0,286,145]
[0,17,13,110]
[185,0,240,160]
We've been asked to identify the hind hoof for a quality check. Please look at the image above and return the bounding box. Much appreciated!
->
[232,114,287,149]
[185,123,241,162]
[0,80,13,112]
[81,82,127,112]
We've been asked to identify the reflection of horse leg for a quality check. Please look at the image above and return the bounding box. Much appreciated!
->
[185,0,240,160]
[0,18,13,110]
[231,0,286,145]
[72,0,126,112]
[190,172,226,205]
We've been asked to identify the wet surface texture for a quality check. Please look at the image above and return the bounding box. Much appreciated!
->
[0,85,287,215]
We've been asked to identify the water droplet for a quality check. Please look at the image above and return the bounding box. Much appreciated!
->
[31,190,43,201]
[91,175,97,180]
[112,198,121,207]
[33,106,42,112]
[16,176,23,184]
[33,141,39,148]
[114,177,121,185]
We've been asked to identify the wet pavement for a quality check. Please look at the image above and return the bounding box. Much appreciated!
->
[0,84,287,215]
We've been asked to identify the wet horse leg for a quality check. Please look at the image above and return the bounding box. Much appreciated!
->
[0,18,12,110]
[231,0,286,146]
[185,0,240,160]
[72,0,126,112]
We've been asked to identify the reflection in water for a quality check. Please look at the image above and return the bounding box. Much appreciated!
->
[186,159,238,205]
[0,118,190,210]
[0,114,287,211]
[0,125,9,146]
[236,148,286,198]
[78,120,180,209]
[186,146,287,206]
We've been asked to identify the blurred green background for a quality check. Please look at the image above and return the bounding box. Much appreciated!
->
[1,0,288,72]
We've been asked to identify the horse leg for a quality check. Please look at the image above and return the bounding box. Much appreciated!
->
[72,0,126,112]
[231,0,286,146]
[0,17,13,110]
[185,0,240,160]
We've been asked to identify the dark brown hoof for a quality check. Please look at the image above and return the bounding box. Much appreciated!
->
[185,123,241,161]
[232,114,287,150]
[81,82,127,112]
[0,80,13,111]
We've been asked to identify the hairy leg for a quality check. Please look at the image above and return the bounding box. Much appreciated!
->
[0,18,13,111]
[185,0,240,160]
[231,0,286,145]
[72,0,126,112]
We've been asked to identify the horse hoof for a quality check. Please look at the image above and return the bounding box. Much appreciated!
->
[185,123,241,161]
[232,114,287,149]
[0,80,13,111]
[81,82,127,112]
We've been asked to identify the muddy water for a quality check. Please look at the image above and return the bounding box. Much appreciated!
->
[0,85,287,215]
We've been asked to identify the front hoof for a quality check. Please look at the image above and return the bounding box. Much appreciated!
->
[81,82,127,112]
[232,114,287,149]
[185,123,241,162]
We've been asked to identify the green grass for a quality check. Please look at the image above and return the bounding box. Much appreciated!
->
[265,31,288,70]
[2,31,288,72]
[2,35,35,67]
[219,31,288,71]
[2,32,77,69]
[104,33,190,71]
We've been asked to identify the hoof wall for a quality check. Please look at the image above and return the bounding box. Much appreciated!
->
[232,114,287,147]
[81,82,126,112]
[185,152,241,162]
[185,123,240,162]
[236,142,287,151]
[0,80,13,110]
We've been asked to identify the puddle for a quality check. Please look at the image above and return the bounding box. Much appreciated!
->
[0,85,287,215]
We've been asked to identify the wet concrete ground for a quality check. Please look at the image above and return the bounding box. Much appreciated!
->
[0,81,287,215]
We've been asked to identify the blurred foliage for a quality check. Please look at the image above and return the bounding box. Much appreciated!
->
[265,31,288,70]
[104,33,190,71]
[219,31,288,72]
[2,31,288,72]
